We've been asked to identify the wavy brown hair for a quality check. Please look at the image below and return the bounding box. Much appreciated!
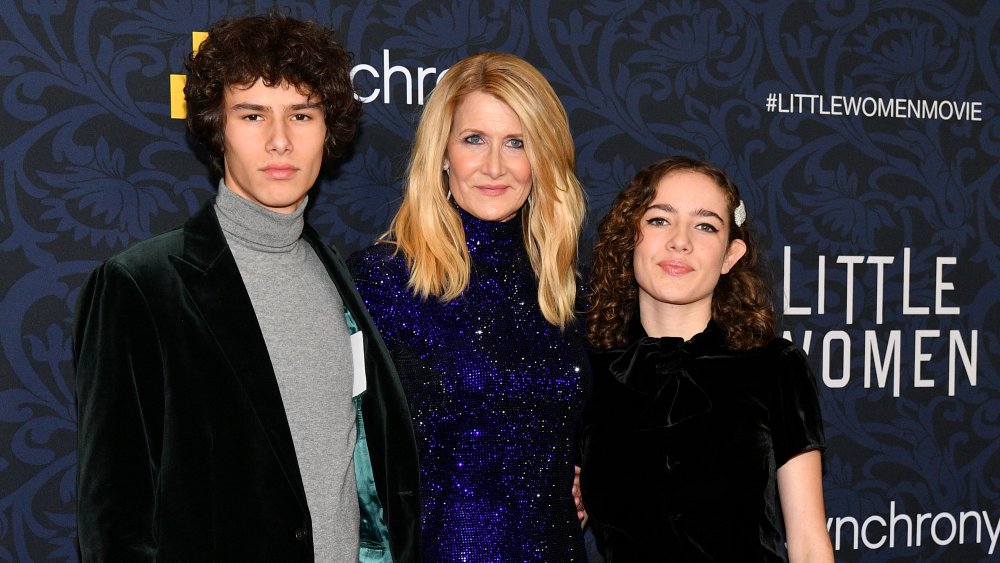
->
[184,9,361,173]
[587,156,774,351]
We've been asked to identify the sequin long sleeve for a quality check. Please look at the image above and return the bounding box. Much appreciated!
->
[348,208,588,562]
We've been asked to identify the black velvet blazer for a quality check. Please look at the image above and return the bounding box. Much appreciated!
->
[74,202,420,562]
[580,320,825,562]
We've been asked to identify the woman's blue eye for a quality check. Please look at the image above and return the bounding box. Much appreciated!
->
[507,138,524,149]
[464,134,483,144]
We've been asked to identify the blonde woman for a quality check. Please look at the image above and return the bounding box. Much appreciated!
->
[349,52,588,560]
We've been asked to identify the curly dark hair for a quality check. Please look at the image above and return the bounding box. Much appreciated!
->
[183,9,362,172]
[587,156,775,351]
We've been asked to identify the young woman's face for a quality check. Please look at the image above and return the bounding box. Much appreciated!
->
[443,91,532,222]
[633,170,746,318]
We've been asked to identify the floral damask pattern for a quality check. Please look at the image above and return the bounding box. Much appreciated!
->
[2,1,997,561]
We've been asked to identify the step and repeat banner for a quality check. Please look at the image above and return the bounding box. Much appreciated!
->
[2,1,998,561]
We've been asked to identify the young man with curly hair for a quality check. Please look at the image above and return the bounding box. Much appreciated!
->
[73,11,419,562]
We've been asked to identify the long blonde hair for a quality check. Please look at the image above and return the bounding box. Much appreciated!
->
[385,52,584,328]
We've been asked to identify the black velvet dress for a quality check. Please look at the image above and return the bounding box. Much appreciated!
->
[579,319,825,562]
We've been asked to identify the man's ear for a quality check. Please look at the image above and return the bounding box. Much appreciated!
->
[722,238,747,274]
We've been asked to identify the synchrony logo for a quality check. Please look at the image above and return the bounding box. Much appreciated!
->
[828,502,1000,556]
[351,49,446,105]
[170,36,443,119]
[169,32,208,119]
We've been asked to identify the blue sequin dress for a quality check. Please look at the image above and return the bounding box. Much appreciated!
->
[348,207,588,562]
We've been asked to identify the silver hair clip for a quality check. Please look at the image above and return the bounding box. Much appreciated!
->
[734,200,746,227]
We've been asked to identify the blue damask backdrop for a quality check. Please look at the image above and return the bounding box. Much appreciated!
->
[2,1,998,561]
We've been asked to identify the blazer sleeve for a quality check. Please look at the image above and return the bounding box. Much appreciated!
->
[74,261,163,562]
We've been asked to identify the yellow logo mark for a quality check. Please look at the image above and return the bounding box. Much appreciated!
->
[169,31,208,119]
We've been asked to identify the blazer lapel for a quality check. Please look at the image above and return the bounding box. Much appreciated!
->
[169,202,307,510]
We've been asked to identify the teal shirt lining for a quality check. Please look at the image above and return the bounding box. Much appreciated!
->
[346,308,393,563]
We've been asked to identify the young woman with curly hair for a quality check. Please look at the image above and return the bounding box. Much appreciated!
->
[580,156,834,562]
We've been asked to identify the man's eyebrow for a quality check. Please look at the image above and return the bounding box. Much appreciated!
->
[289,102,323,111]
[229,102,322,112]
[231,102,269,112]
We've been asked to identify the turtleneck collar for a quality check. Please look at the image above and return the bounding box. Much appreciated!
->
[456,202,524,262]
[214,180,306,253]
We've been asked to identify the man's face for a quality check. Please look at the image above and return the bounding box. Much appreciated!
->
[221,80,327,214]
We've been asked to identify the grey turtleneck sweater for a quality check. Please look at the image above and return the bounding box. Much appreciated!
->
[214,182,358,561]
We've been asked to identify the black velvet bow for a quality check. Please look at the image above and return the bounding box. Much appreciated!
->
[608,337,713,428]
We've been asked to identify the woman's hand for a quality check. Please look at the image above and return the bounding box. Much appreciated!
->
[573,465,588,528]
